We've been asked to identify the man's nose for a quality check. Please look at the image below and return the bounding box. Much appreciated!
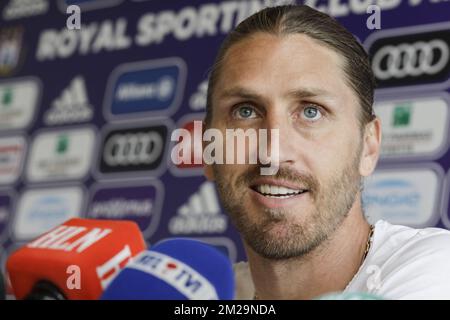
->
[263,108,297,165]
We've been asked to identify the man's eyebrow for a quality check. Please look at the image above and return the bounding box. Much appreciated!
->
[286,87,334,99]
[218,87,262,100]
[218,86,334,100]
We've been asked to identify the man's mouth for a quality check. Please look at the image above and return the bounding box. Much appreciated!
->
[252,184,308,199]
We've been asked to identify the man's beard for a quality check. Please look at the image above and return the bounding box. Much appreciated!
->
[213,143,363,260]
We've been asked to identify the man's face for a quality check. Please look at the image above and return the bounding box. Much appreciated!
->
[206,33,372,259]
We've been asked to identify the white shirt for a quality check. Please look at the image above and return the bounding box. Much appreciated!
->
[233,220,450,300]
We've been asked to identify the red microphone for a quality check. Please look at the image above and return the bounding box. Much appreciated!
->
[6,218,146,300]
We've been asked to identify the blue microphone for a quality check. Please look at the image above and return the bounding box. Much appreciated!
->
[100,238,235,300]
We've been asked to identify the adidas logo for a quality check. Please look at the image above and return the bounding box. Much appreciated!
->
[45,76,93,125]
[168,182,227,234]
[3,0,49,21]
[189,80,207,111]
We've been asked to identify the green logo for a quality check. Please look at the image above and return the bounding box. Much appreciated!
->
[392,103,412,127]
[392,104,412,127]
[56,134,69,154]
[1,87,13,108]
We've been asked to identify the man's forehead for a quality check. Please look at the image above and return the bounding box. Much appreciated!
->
[214,33,347,95]
[221,32,344,70]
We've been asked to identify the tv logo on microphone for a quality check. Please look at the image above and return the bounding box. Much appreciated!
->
[129,250,219,300]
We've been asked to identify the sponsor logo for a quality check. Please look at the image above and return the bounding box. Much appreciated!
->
[129,250,219,300]
[0,136,26,184]
[87,181,164,237]
[104,58,186,120]
[37,1,293,62]
[0,192,13,243]
[376,94,450,160]
[58,0,124,12]
[363,166,442,228]
[0,27,24,77]
[45,76,93,126]
[170,115,205,175]
[26,128,96,183]
[169,182,227,235]
[366,23,450,90]
[2,0,49,21]
[0,78,39,131]
[189,80,207,111]
[98,122,169,178]
[13,186,84,241]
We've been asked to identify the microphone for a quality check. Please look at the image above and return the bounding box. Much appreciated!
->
[101,238,235,300]
[6,218,147,300]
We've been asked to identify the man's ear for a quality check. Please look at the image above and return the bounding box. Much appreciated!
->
[202,121,215,181]
[359,117,382,177]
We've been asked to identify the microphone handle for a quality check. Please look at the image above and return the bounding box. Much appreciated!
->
[25,281,66,300]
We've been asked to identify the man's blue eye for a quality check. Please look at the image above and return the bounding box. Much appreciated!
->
[234,105,257,119]
[302,106,322,121]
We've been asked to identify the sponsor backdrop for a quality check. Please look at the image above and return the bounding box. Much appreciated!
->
[0,0,449,275]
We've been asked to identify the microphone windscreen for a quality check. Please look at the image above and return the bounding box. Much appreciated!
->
[7,218,146,299]
[101,238,235,300]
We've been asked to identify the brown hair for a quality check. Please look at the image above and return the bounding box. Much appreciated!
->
[205,5,376,127]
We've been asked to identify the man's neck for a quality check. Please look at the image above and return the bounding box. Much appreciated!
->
[245,199,371,300]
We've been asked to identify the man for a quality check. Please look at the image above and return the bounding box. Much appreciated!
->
[203,5,450,299]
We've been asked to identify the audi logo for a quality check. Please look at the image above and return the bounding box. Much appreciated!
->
[103,132,163,166]
[372,39,449,80]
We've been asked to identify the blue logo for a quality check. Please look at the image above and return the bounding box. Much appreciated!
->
[364,179,420,208]
[29,196,70,221]
[105,58,186,119]
[363,168,440,228]
[363,178,421,221]
[14,187,83,241]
